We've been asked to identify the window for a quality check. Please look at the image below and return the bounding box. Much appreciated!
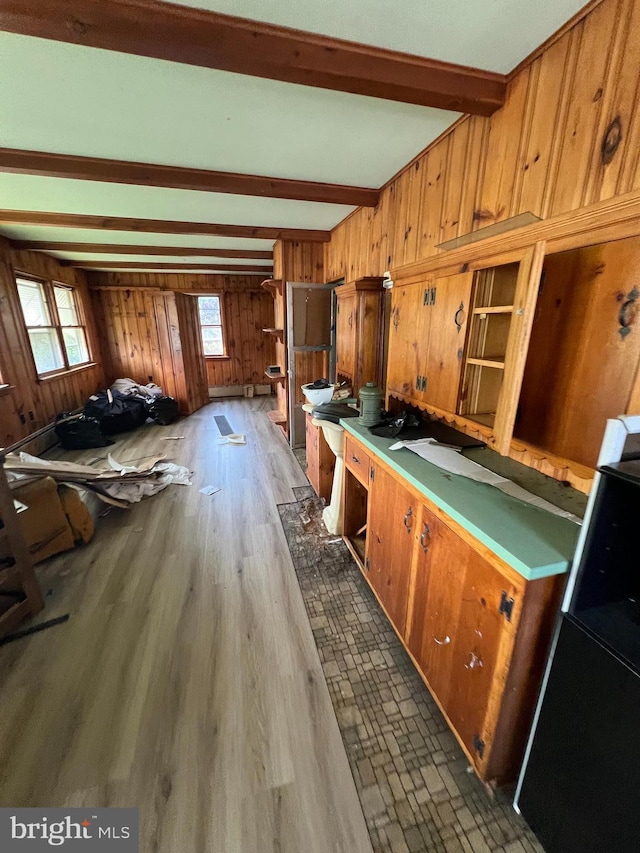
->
[16,276,91,377]
[198,295,226,356]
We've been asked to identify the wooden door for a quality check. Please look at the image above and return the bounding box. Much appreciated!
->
[407,504,465,709]
[366,464,418,635]
[420,272,473,412]
[386,281,430,399]
[444,547,520,764]
[336,292,356,381]
[407,504,520,762]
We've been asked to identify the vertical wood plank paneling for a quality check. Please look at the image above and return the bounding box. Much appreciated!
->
[517,34,573,217]
[475,68,531,227]
[89,272,275,393]
[549,1,618,215]
[582,0,631,203]
[325,0,635,281]
[0,239,105,448]
[417,137,450,258]
[440,119,471,246]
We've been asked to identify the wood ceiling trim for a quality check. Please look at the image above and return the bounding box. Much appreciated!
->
[69,261,273,272]
[0,0,507,116]
[0,211,331,242]
[0,149,378,207]
[11,241,274,259]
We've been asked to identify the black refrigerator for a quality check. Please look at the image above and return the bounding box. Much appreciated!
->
[515,416,640,853]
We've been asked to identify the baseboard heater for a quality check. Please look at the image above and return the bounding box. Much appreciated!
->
[208,384,271,399]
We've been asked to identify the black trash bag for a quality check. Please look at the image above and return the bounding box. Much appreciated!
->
[54,413,114,450]
[84,389,148,435]
[146,395,179,426]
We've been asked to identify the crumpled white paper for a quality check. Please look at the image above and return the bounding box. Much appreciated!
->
[389,438,581,525]
[105,454,192,503]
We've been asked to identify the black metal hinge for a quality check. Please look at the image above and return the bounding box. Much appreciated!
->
[473,734,485,759]
[423,286,437,306]
[415,375,427,391]
[365,557,370,571]
[499,591,515,622]
[370,467,375,481]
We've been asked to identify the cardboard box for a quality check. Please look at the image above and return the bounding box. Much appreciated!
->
[12,477,76,564]
[58,485,94,544]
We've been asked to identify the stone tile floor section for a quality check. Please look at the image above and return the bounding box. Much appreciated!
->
[278,492,544,853]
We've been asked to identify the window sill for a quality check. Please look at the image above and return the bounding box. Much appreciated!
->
[36,362,99,384]
[0,384,14,397]
[204,355,230,360]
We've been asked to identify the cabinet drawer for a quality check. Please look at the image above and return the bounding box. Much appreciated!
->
[344,435,370,486]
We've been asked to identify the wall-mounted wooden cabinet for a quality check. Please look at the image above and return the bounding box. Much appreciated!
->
[336,277,385,399]
[341,426,566,786]
[388,246,541,457]
[387,271,473,413]
[513,236,640,471]
[385,229,640,490]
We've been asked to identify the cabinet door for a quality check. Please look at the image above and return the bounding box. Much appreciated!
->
[407,505,520,763]
[336,293,356,380]
[407,505,465,708]
[366,464,418,636]
[386,282,431,399]
[420,272,473,412]
[445,549,520,764]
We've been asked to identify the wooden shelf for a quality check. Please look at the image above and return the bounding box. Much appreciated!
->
[473,305,514,315]
[262,327,284,339]
[264,370,286,381]
[267,409,287,427]
[261,278,284,297]
[466,357,505,369]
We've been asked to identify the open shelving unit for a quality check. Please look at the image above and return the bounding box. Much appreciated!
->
[459,262,519,430]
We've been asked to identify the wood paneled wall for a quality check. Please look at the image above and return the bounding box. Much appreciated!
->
[0,239,105,449]
[324,0,640,281]
[88,272,275,399]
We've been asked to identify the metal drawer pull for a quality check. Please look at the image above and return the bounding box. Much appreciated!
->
[420,523,430,552]
[433,635,451,645]
[465,653,483,670]
[403,506,413,531]
[351,454,360,464]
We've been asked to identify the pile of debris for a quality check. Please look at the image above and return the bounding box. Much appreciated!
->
[5,452,192,509]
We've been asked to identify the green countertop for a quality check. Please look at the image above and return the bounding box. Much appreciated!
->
[340,419,580,581]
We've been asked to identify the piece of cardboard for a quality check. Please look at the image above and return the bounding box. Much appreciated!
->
[12,477,76,563]
[57,485,95,544]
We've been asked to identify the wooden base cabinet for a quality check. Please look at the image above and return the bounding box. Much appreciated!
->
[366,464,418,633]
[305,412,335,503]
[342,432,563,786]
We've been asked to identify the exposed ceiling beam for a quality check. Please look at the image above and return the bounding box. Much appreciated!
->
[68,261,273,272]
[0,149,378,207]
[0,0,507,116]
[11,241,274,259]
[0,211,331,242]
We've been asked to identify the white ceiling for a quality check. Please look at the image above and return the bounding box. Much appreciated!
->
[0,0,589,271]
[171,0,588,73]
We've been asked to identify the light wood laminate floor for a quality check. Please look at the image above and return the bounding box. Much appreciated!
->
[0,398,373,853]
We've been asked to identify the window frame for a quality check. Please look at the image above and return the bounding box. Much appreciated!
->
[15,272,92,379]
[197,293,228,359]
